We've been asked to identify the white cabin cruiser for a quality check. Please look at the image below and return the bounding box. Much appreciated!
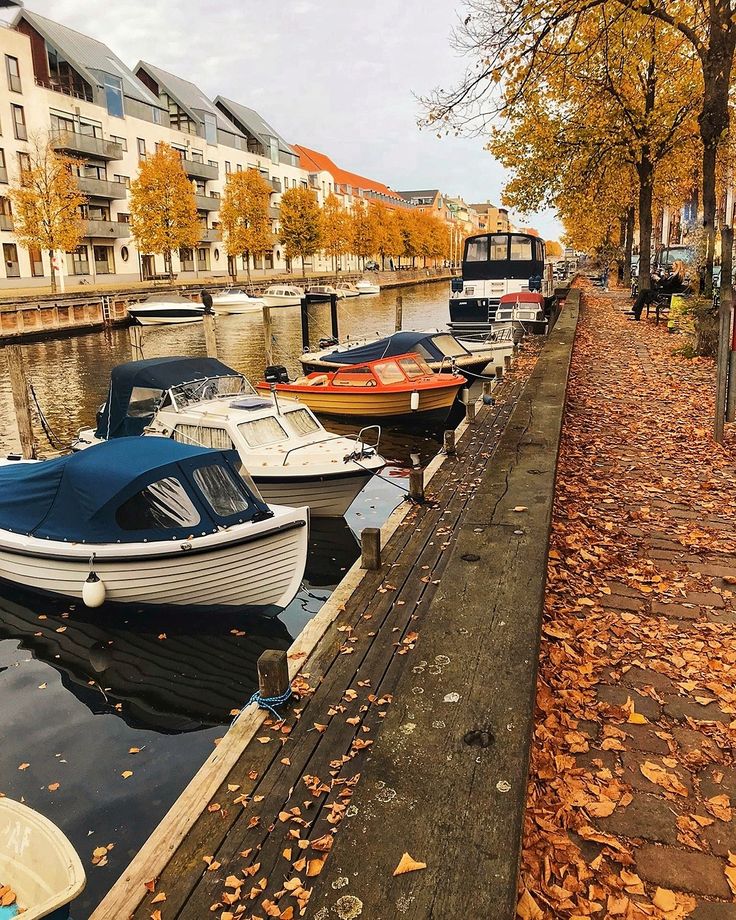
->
[335,282,361,297]
[262,285,304,307]
[73,357,385,518]
[212,289,265,314]
[355,278,380,295]
[0,438,308,610]
[128,294,204,326]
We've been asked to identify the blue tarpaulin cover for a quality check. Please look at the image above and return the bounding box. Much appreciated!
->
[95,356,240,440]
[319,332,467,365]
[0,438,269,543]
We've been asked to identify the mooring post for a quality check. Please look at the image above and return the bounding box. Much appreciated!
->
[262,305,274,367]
[495,365,504,381]
[203,312,218,358]
[395,294,403,332]
[409,468,425,503]
[504,353,512,371]
[257,650,290,699]
[466,401,477,424]
[330,292,339,341]
[361,527,381,570]
[5,345,35,459]
[444,429,456,455]
[300,296,310,351]
[129,323,143,361]
[482,379,493,398]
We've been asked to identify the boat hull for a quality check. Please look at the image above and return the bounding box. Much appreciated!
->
[129,307,204,326]
[356,286,380,295]
[257,468,375,517]
[300,354,491,381]
[0,511,308,610]
[214,300,264,315]
[262,295,301,307]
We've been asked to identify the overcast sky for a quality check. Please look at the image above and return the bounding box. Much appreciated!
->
[26,0,561,240]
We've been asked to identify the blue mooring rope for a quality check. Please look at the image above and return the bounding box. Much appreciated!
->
[239,687,293,724]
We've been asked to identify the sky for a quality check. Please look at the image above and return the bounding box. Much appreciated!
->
[24,0,562,241]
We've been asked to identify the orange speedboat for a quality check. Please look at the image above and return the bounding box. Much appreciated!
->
[256,353,466,423]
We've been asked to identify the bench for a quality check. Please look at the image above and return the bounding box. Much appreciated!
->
[149,272,178,284]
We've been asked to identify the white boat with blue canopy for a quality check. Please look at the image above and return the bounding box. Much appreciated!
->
[0,438,308,611]
[72,357,385,518]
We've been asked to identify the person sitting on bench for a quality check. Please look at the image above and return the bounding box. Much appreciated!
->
[631,260,686,320]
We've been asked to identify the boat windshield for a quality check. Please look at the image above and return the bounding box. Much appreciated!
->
[373,361,405,385]
[238,416,289,448]
[170,375,250,410]
[332,368,375,388]
[116,477,201,531]
[282,408,321,437]
[193,464,253,517]
[427,335,468,358]
[398,356,432,379]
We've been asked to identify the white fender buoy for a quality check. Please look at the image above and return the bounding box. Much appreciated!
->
[82,572,106,608]
[410,391,420,412]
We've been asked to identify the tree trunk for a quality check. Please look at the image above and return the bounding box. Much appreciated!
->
[301,253,307,279]
[49,249,57,293]
[715,225,733,441]
[637,158,654,292]
[701,140,718,298]
[246,252,252,284]
[623,206,635,287]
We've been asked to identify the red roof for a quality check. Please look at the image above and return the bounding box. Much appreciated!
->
[292,144,409,208]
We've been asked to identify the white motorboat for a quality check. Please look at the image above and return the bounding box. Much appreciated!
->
[73,357,386,518]
[128,294,204,326]
[306,284,344,303]
[355,279,381,295]
[212,288,265,314]
[0,437,308,610]
[262,285,304,307]
[446,325,516,361]
[335,282,361,298]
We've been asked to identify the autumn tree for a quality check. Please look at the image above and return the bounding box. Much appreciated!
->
[220,169,273,282]
[9,140,85,292]
[372,203,402,269]
[129,143,199,276]
[350,199,379,268]
[279,187,321,277]
[546,240,563,259]
[320,193,352,275]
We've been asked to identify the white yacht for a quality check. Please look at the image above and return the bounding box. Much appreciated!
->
[355,279,381,295]
[73,357,385,518]
[128,294,204,325]
[212,289,265,314]
[262,285,304,307]
[335,282,361,298]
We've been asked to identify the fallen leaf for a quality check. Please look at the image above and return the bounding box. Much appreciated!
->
[393,852,427,876]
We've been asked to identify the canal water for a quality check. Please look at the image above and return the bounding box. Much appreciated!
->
[0,281,453,915]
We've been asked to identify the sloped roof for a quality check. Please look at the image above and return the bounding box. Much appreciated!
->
[293,144,406,204]
[14,9,161,108]
[215,96,295,157]
[137,62,241,135]
[398,190,440,201]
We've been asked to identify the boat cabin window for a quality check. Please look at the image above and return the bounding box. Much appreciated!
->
[427,335,468,358]
[373,360,405,385]
[465,237,489,262]
[489,235,509,260]
[128,386,164,417]
[238,416,288,447]
[193,464,252,517]
[282,408,320,437]
[115,477,200,530]
[333,367,375,387]
[510,235,533,260]
[173,424,234,451]
[398,356,430,379]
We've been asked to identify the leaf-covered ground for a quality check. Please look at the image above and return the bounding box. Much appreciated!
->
[520,285,736,919]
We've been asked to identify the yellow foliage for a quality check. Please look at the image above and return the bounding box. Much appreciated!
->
[220,169,273,279]
[278,187,321,276]
[319,193,351,270]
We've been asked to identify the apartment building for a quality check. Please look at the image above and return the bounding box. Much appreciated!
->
[469,202,511,234]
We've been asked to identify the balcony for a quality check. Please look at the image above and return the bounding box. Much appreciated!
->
[308,175,319,189]
[200,227,222,242]
[51,130,124,161]
[196,194,220,212]
[269,206,280,220]
[78,177,128,200]
[84,219,131,239]
[0,215,13,231]
[270,177,282,193]
[183,159,219,181]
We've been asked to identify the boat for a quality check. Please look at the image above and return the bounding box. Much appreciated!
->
[128,294,204,326]
[335,282,361,297]
[494,292,548,335]
[212,288,265,314]
[0,437,309,609]
[305,284,344,303]
[355,278,380,295]
[0,797,85,920]
[449,323,518,358]
[300,330,497,379]
[262,285,304,307]
[256,353,466,423]
[72,357,386,518]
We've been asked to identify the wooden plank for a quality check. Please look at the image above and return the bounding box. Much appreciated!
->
[5,345,35,458]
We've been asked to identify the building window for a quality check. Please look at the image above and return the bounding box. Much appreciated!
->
[5,55,20,93]
[0,149,6,184]
[11,105,26,141]
[28,246,43,277]
[103,74,124,117]
[284,177,289,189]
[17,151,30,175]
[69,245,90,275]
[93,245,115,274]
[191,150,204,163]
[179,247,194,271]
[236,164,242,173]
[225,161,231,174]
[197,247,210,271]
[110,135,127,151]
[203,112,217,145]
[208,159,217,168]
[116,212,131,224]
[137,138,146,161]
[113,175,131,189]
[3,242,19,277]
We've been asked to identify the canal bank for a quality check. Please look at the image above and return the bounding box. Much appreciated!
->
[93,291,578,920]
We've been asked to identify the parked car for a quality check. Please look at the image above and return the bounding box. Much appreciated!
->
[364,260,380,271]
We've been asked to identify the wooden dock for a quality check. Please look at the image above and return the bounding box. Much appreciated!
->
[91,298,577,919]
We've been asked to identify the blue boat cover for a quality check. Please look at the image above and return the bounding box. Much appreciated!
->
[319,332,468,365]
[95,357,240,440]
[0,438,271,544]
